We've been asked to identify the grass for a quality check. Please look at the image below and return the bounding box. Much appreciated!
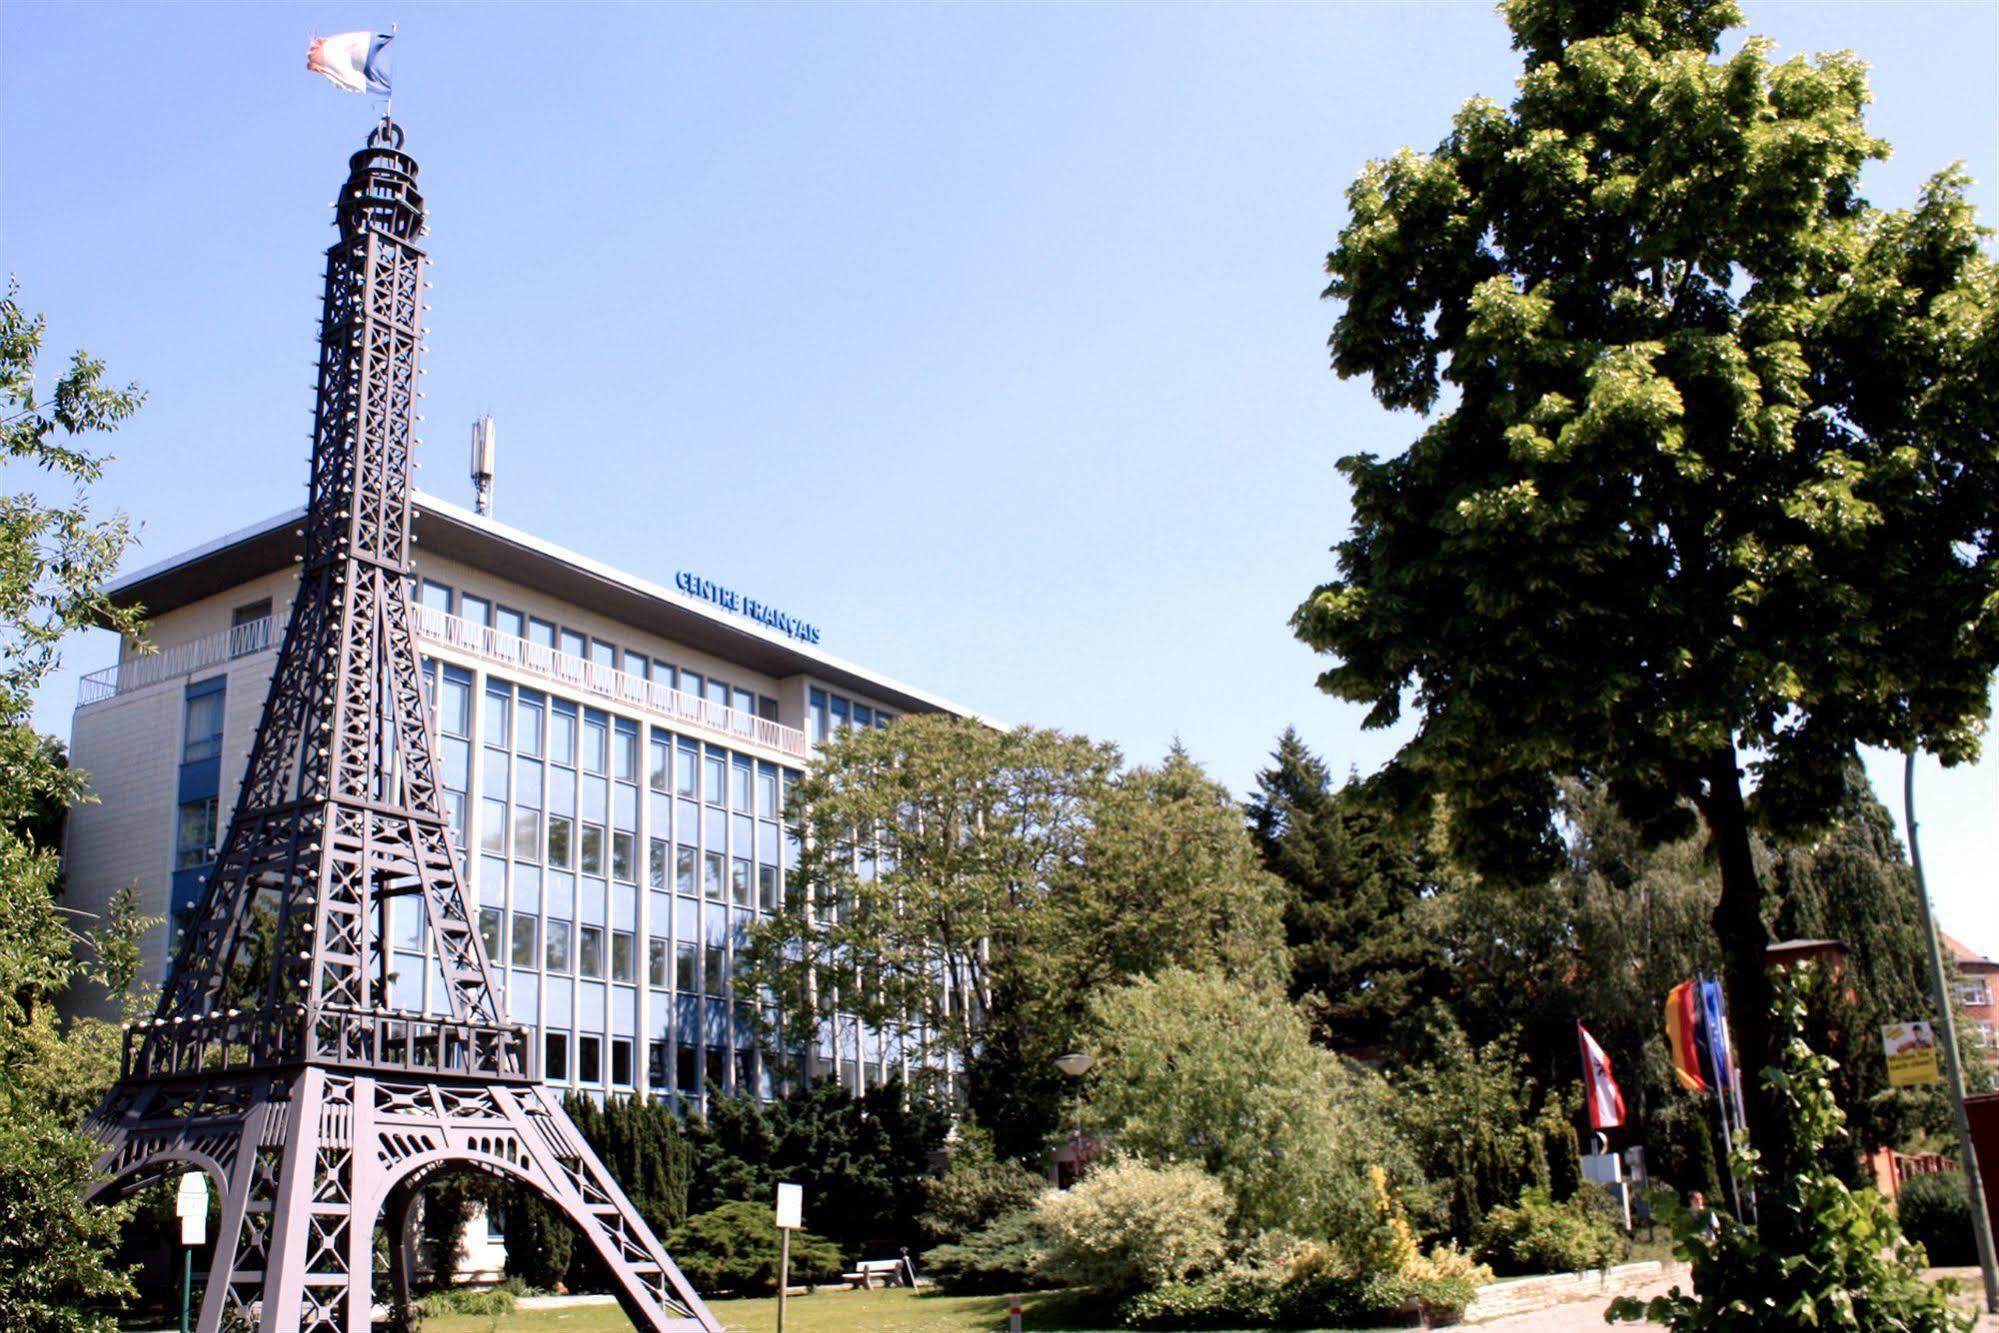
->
[417,1286,1388,1333]
[419,1287,1118,1333]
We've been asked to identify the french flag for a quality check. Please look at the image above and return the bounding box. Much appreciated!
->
[307,32,393,96]
[1578,1023,1627,1130]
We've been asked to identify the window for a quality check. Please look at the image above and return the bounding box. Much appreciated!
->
[676,845,696,894]
[583,718,608,774]
[730,760,751,811]
[612,831,635,882]
[758,865,778,912]
[486,1204,506,1242]
[493,605,525,640]
[528,617,557,650]
[652,661,677,692]
[681,671,704,702]
[460,594,491,627]
[625,650,649,679]
[544,1031,569,1081]
[512,807,540,861]
[808,688,828,742]
[546,815,574,868]
[757,767,778,818]
[578,1034,602,1083]
[175,797,218,869]
[516,698,544,757]
[478,907,502,959]
[580,824,605,875]
[579,925,604,979]
[614,728,638,782]
[182,688,225,764]
[420,580,453,614]
[676,745,698,798]
[648,838,667,889]
[676,942,697,993]
[677,1044,698,1096]
[480,799,507,854]
[590,639,617,669]
[732,859,752,907]
[545,919,573,973]
[758,696,779,723]
[1962,982,1993,1008]
[649,1038,668,1087]
[703,752,724,803]
[550,707,577,765]
[230,600,273,657]
[648,937,667,987]
[611,930,635,983]
[611,1038,633,1087]
[557,628,585,661]
[853,703,873,729]
[511,913,539,968]
[704,943,726,994]
[703,852,724,901]
[483,689,510,747]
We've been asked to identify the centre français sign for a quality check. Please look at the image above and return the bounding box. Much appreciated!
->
[675,571,822,645]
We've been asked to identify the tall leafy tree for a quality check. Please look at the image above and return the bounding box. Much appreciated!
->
[1296,0,1999,1191]
[739,715,1118,1071]
[0,282,150,1329]
[1247,728,1447,1047]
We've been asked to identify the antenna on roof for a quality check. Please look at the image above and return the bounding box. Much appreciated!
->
[470,415,496,516]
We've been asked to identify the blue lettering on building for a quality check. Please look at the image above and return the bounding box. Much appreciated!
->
[675,571,822,644]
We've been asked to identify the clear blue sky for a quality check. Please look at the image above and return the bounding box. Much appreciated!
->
[4,3,1994,955]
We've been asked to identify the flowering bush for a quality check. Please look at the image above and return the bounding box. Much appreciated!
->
[1036,1159,1231,1295]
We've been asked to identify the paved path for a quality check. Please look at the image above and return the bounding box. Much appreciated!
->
[1471,1267,1999,1330]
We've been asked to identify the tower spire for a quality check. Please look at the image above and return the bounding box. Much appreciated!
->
[84,121,720,1333]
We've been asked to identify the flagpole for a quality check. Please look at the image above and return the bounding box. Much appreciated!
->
[1702,974,1747,1223]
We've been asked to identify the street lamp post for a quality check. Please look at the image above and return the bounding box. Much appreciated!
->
[1054,1052,1095,1185]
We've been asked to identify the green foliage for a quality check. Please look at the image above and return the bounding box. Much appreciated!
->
[0,283,148,1332]
[1035,1160,1230,1295]
[1121,1178,1490,1330]
[742,716,1118,1068]
[1247,729,1447,1047]
[1609,969,1973,1331]
[499,1186,573,1291]
[1389,1011,1578,1242]
[920,1138,1048,1247]
[1084,968,1416,1240]
[569,1094,691,1239]
[921,1206,1055,1295]
[0,1114,135,1332]
[685,1076,951,1259]
[1297,0,1999,1179]
[665,1202,842,1294]
[1476,1186,1622,1276]
[1897,1172,1974,1268]
[417,1284,517,1316]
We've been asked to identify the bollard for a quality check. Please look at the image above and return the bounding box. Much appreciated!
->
[1009,1293,1023,1333]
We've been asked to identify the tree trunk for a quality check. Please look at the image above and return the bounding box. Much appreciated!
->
[1698,747,1792,1224]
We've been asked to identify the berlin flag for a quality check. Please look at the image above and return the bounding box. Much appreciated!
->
[1578,1024,1627,1130]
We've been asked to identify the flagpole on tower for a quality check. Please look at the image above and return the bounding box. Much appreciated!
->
[385,20,397,125]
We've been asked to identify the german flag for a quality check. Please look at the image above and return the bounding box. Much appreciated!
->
[1665,980,1708,1092]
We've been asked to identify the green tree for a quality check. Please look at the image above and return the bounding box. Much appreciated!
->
[664,1202,842,1294]
[1247,728,1447,1047]
[1083,968,1415,1240]
[740,716,1118,1071]
[0,282,149,1330]
[1296,0,1999,1193]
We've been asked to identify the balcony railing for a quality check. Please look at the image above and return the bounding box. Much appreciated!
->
[414,605,809,758]
[78,606,811,760]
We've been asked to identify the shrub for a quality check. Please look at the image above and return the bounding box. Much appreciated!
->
[1036,1160,1230,1295]
[921,1151,1048,1246]
[665,1201,843,1294]
[922,1207,1055,1294]
[418,1286,517,1316]
[1120,1169,1489,1329]
[1478,1186,1621,1276]
[1899,1172,1975,1267]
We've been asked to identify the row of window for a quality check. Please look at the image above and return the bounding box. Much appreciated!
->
[807,686,895,741]
[420,579,780,723]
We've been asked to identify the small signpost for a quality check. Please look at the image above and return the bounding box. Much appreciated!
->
[1882,1021,1943,1088]
[176,1171,208,1333]
[775,1182,803,1333]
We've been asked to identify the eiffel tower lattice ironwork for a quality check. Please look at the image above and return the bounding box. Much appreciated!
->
[84,120,721,1333]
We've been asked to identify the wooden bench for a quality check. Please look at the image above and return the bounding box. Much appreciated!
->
[842,1259,905,1289]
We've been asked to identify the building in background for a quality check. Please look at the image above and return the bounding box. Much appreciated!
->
[63,490,984,1111]
[1946,931,1999,1070]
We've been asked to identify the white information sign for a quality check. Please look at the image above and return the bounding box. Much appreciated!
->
[775,1181,803,1231]
[177,1171,209,1246]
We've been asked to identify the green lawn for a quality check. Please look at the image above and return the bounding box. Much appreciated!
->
[420,1287,1348,1333]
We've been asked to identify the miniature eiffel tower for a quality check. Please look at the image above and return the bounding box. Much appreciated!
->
[84,120,719,1333]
